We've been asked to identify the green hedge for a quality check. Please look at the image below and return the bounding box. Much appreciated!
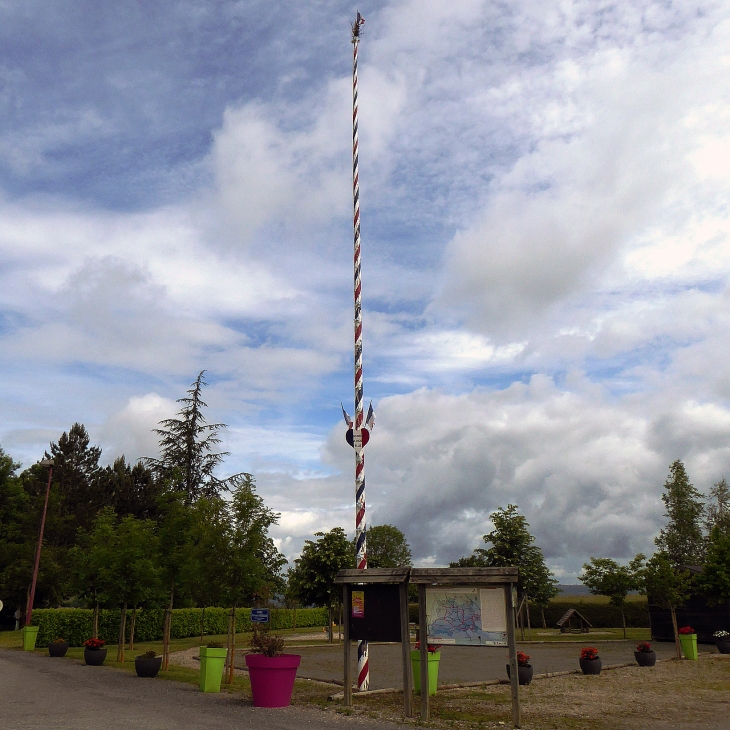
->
[32,607,329,647]
[408,599,649,628]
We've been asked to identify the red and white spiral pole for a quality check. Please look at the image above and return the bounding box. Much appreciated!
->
[351,11,369,693]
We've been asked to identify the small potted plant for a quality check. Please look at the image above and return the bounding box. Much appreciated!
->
[713,630,730,654]
[506,651,533,685]
[411,642,442,696]
[135,650,162,678]
[48,637,69,657]
[579,647,601,675]
[634,641,656,667]
[83,638,107,666]
[678,626,698,660]
[199,641,227,693]
[245,630,301,707]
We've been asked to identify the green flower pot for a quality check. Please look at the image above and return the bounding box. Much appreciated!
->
[411,650,441,696]
[680,633,698,660]
[199,647,227,692]
[22,626,39,652]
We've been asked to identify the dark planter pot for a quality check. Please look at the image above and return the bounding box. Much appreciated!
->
[634,651,656,667]
[715,639,730,655]
[579,657,602,675]
[84,648,107,666]
[48,641,69,657]
[506,664,533,685]
[135,656,162,678]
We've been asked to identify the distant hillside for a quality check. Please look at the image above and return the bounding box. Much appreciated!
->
[556,584,591,596]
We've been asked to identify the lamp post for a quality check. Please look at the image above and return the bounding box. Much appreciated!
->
[25,458,54,627]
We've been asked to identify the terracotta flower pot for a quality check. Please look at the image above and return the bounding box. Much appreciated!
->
[245,653,301,707]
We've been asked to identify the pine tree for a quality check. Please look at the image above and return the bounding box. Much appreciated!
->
[654,460,705,566]
[145,371,245,502]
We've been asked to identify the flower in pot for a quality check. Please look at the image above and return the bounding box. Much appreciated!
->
[678,626,698,660]
[579,647,602,675]
[83,638,107,666]
[48,637,69,658]
[245,631,301,707]
[634,641,656,667]
[199,642,227,693]
[713,630,730,654]
[506,651,533,685]
[411,642,442,696]
[135,650,162,678]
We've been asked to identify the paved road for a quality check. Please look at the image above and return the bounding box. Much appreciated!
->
[0,650,399,730]
[278,640,718,690]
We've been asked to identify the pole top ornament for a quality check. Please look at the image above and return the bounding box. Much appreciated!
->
[351,11,365,42]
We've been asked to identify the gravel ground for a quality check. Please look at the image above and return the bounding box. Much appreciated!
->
[0,649,399,730]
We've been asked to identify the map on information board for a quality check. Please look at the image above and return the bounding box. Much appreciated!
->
[426,586,507,646]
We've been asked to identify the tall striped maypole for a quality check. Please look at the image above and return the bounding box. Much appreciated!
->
[351,10,369,693]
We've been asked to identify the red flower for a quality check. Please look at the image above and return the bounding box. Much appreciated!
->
[84,638,105,650]
[678,626,695,635]
[580,647,599,661]
[414,642,441,653]
[517,651,531,667]
[636,641,652,653]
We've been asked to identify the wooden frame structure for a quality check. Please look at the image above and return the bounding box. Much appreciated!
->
[335,568,412,716]
[556,607,592,634]
[335,566,521,728]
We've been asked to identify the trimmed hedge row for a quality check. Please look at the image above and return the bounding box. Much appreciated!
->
[32,607,329,647]
[408,598,650,628]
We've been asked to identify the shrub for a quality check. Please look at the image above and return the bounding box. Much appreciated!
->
[249,631,285,657]
[32,607,329,647]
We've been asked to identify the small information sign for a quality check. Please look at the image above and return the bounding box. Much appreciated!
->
[250,608,270,623]
[351,590,365,618]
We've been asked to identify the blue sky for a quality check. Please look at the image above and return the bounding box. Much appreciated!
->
[2,0,730,578]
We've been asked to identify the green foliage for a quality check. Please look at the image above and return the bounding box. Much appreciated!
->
[364,524,412,568]
[31,606,329,646]
[643,551,692,610]
[654,460,705,567]
[451,504,558,602]
[289,527,354,608]
[697,527,730,605]
[249,630,285,657]
[143,371,247,502]
[705,478,730,537]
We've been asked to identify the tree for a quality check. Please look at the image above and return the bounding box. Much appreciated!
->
[642,551,692,659]
[99,456,165,520]
[579,555,645,638]
[453,504,557,600]
[705,478,730,537]
[362,524,412,568]
[654,460,705,567]
[289,528,354,642]
[144,372,245,503]
[697,527,730,607]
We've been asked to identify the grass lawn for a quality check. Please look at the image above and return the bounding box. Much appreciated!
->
[517,627,651,643]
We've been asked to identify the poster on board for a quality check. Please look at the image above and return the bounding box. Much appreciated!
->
[425,586,507,646]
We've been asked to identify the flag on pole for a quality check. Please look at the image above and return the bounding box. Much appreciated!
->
[357,11,365,25]
[341,403,353,427]
[365,401,375,430]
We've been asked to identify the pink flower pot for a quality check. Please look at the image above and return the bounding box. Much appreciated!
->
[245,653,301,707]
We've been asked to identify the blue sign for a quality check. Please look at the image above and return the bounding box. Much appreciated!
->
[251,608,270,623]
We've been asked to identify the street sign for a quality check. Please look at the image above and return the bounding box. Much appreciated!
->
[250,608,270,623]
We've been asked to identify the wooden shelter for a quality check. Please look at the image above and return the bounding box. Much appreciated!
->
[556,608,592,633]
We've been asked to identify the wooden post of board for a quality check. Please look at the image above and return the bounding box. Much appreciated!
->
[418,583,429,720]
[343,584,352,707]
[504,584,521,728]
[399,580,413,717]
